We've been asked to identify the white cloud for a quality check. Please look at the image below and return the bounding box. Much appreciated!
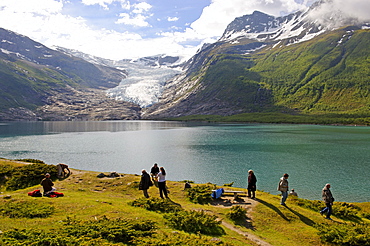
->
[115,1,152,27]
[308,0,370,27]
[115,13,151,27]
[132,2,152,14]
[168,17,179,22]
[0,0,62,14]
[81,0,128,10]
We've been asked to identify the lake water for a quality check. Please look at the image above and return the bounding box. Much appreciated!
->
[0,121,369,202]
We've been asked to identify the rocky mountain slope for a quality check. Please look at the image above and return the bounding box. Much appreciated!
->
[142,1,370,119]
[0,28,140,120]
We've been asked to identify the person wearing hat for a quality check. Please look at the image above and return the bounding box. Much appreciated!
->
[277,173,289,206]
[40,173,55,195]
[320,183,335,220]
[247,170,257,199]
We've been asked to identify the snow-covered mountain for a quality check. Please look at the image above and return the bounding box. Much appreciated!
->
[219,0,369,51]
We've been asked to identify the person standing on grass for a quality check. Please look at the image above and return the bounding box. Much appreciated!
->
[320,183,335,220]
[277,173,289,206]
[150,163,159,178]
[156,167,168,199]
[139,169,152,198]
[247,170,257,199]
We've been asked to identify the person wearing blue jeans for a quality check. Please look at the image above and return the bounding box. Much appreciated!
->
[277,173,289,206]
[320,183,334,220]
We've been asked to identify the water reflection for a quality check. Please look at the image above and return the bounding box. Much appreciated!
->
[0,120,193,136]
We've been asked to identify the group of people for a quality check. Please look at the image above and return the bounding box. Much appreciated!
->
[42,163,335,220]
[139,163,169,199]
[249,171,335,220]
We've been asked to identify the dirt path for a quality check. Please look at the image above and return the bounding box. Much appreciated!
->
[212,197,273,246]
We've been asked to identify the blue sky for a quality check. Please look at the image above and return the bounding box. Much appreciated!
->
[1,0,367,61]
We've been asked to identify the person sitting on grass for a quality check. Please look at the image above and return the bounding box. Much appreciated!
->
[40,173,56,195]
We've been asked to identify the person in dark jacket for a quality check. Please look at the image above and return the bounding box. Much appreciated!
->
[150,163,159,177]
[320,183,335,220]
[247,170,257,199]
[40,173,55,195]
[139,169,151,198]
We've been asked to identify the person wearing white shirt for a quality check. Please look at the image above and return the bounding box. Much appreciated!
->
[156,167,168,199]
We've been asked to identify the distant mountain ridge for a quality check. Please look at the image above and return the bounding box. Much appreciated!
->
[142,1,370,122]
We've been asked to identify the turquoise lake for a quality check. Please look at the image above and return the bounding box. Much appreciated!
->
[0,121,369,202]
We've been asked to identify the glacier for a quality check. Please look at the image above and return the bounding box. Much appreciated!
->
[106,62,181,107]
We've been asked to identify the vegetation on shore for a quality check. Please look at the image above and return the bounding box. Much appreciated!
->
[1,158,369,245]
[169,112,370,125]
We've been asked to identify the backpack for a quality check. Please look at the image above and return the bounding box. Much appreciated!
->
[45,192,64,198]
[184,182,192,189]
[28,189,42,197]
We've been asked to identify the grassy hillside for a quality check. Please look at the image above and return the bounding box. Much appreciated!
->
[0,56,77,110]
[252,27,370,115]
[149,27,370,125]
[1,159,369,245]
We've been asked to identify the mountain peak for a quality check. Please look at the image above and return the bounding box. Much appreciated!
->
[219,1,370,46]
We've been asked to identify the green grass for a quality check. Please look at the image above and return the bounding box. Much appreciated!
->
[170,112,370,125]
[1,159,369,245]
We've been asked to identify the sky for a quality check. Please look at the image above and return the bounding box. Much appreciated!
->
[0,0,368,61]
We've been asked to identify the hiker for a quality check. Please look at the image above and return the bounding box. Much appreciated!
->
[150,163,159,187]
[277,173,289,206]
[290,189,298,197]
[57,163,71,178]
[156,166,168,199]
[150,163,159,178]
[139,169,152,198]
[320,183,335,220]
[247,169,257,199]
[40,173,56,195]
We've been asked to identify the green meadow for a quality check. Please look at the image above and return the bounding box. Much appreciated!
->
[1,159,369,245]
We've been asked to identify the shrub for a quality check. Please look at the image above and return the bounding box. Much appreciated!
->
[297,199,361,220]
[62,216,156,244]
[135,231,234,245]
[164,210,223,235]
[186,184,215,204]
[129,197,182,213]
[296,198,325,211]
[1,200,54,218]
[5,163,57,191]
[0,228,121,245]
[0,165,14,188]
[14,159,45,164]
[226,205,247,221]
[332,202,361,219]
[317,222,370,245]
